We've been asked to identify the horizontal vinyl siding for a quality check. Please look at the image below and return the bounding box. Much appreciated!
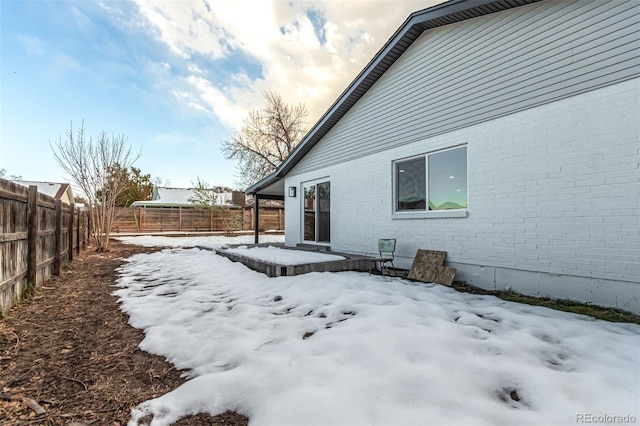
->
[291,0,640,175]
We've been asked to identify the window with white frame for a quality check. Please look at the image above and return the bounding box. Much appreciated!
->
[395,146,467,212]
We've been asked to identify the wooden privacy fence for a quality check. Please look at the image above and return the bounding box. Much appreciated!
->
[0,179,89,316]
[111,206,284,234]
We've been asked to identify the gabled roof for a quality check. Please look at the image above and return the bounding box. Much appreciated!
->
[13,180,74,201]
[246,0,541,196]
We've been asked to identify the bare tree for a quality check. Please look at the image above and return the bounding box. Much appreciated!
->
[221,90,308,189]
[50,121,140,251]
[189,177,242,236]
[188,176,219,208]
[0,169,23,180]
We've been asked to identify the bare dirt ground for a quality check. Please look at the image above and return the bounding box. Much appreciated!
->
[0,240,249,426]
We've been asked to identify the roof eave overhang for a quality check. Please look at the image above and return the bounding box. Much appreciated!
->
[246,174,285,198]
[246,0,541,196]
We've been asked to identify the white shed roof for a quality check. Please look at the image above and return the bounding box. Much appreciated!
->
[131,187,234,208]
[13,180,74,203]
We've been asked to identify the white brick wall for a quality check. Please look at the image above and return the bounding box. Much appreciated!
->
[285,78,640,313]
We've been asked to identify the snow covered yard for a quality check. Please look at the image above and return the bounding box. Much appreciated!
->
[115,234,285,249]
[114,237,640,426]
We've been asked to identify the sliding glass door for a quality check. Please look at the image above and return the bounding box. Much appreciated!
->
[303,181,330,243]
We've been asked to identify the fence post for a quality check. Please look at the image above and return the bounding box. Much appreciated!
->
[27,186,39,291]
[80,209,84,252]
[75,207,81,254]
[82,211,87,250]
[53,199,62,276]
[68,203,75,262]
[179,207,182,232]
[87,212,92,246]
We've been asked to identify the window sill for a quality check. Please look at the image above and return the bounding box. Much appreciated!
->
[392,210,468,220]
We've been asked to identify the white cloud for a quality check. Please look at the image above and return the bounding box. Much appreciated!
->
[133,0,445,130]
[17,34,46,56]
[187,64,204,74]
[51,52,86,75]
[135,0,235,60]
[71,5,95,31]
[185,75,256,129]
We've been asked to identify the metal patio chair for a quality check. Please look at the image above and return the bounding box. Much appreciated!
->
[370,238,397,276]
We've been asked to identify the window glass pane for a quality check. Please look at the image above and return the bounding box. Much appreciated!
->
[428,147,467,210]
[304,185,315,241]
[397,158,426,211]
[317,182,330,243]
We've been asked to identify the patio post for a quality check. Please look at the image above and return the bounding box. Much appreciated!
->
[254,194,260,244]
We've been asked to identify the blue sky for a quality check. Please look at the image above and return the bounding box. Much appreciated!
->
[1,0,439,191]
